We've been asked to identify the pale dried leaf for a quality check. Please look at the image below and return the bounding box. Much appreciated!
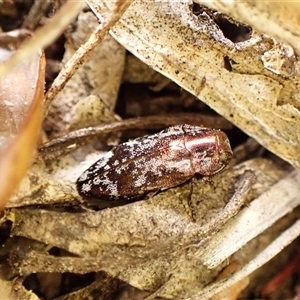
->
[200,1,300,54]
[197,167,300,269]
[108,0,300,169]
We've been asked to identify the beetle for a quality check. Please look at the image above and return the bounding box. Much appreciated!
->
[76,124,232,201]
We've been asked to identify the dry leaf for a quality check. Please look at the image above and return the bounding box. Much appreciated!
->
[109,0,300,169]
[211,263,249,300]
[0,32,45,209]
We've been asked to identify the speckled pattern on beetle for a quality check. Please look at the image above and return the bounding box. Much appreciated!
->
[76,124,233,201]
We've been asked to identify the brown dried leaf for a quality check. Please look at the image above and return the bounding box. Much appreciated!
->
[0,34,45,209]
[211,263,249,300]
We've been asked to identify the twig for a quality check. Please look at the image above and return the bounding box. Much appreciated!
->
[38,114,233,160]
[44,0,135,114]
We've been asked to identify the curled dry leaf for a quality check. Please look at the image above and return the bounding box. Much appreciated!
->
[0,32,45,209]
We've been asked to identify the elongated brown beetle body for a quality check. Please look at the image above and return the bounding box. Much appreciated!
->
[76,124,232,201]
